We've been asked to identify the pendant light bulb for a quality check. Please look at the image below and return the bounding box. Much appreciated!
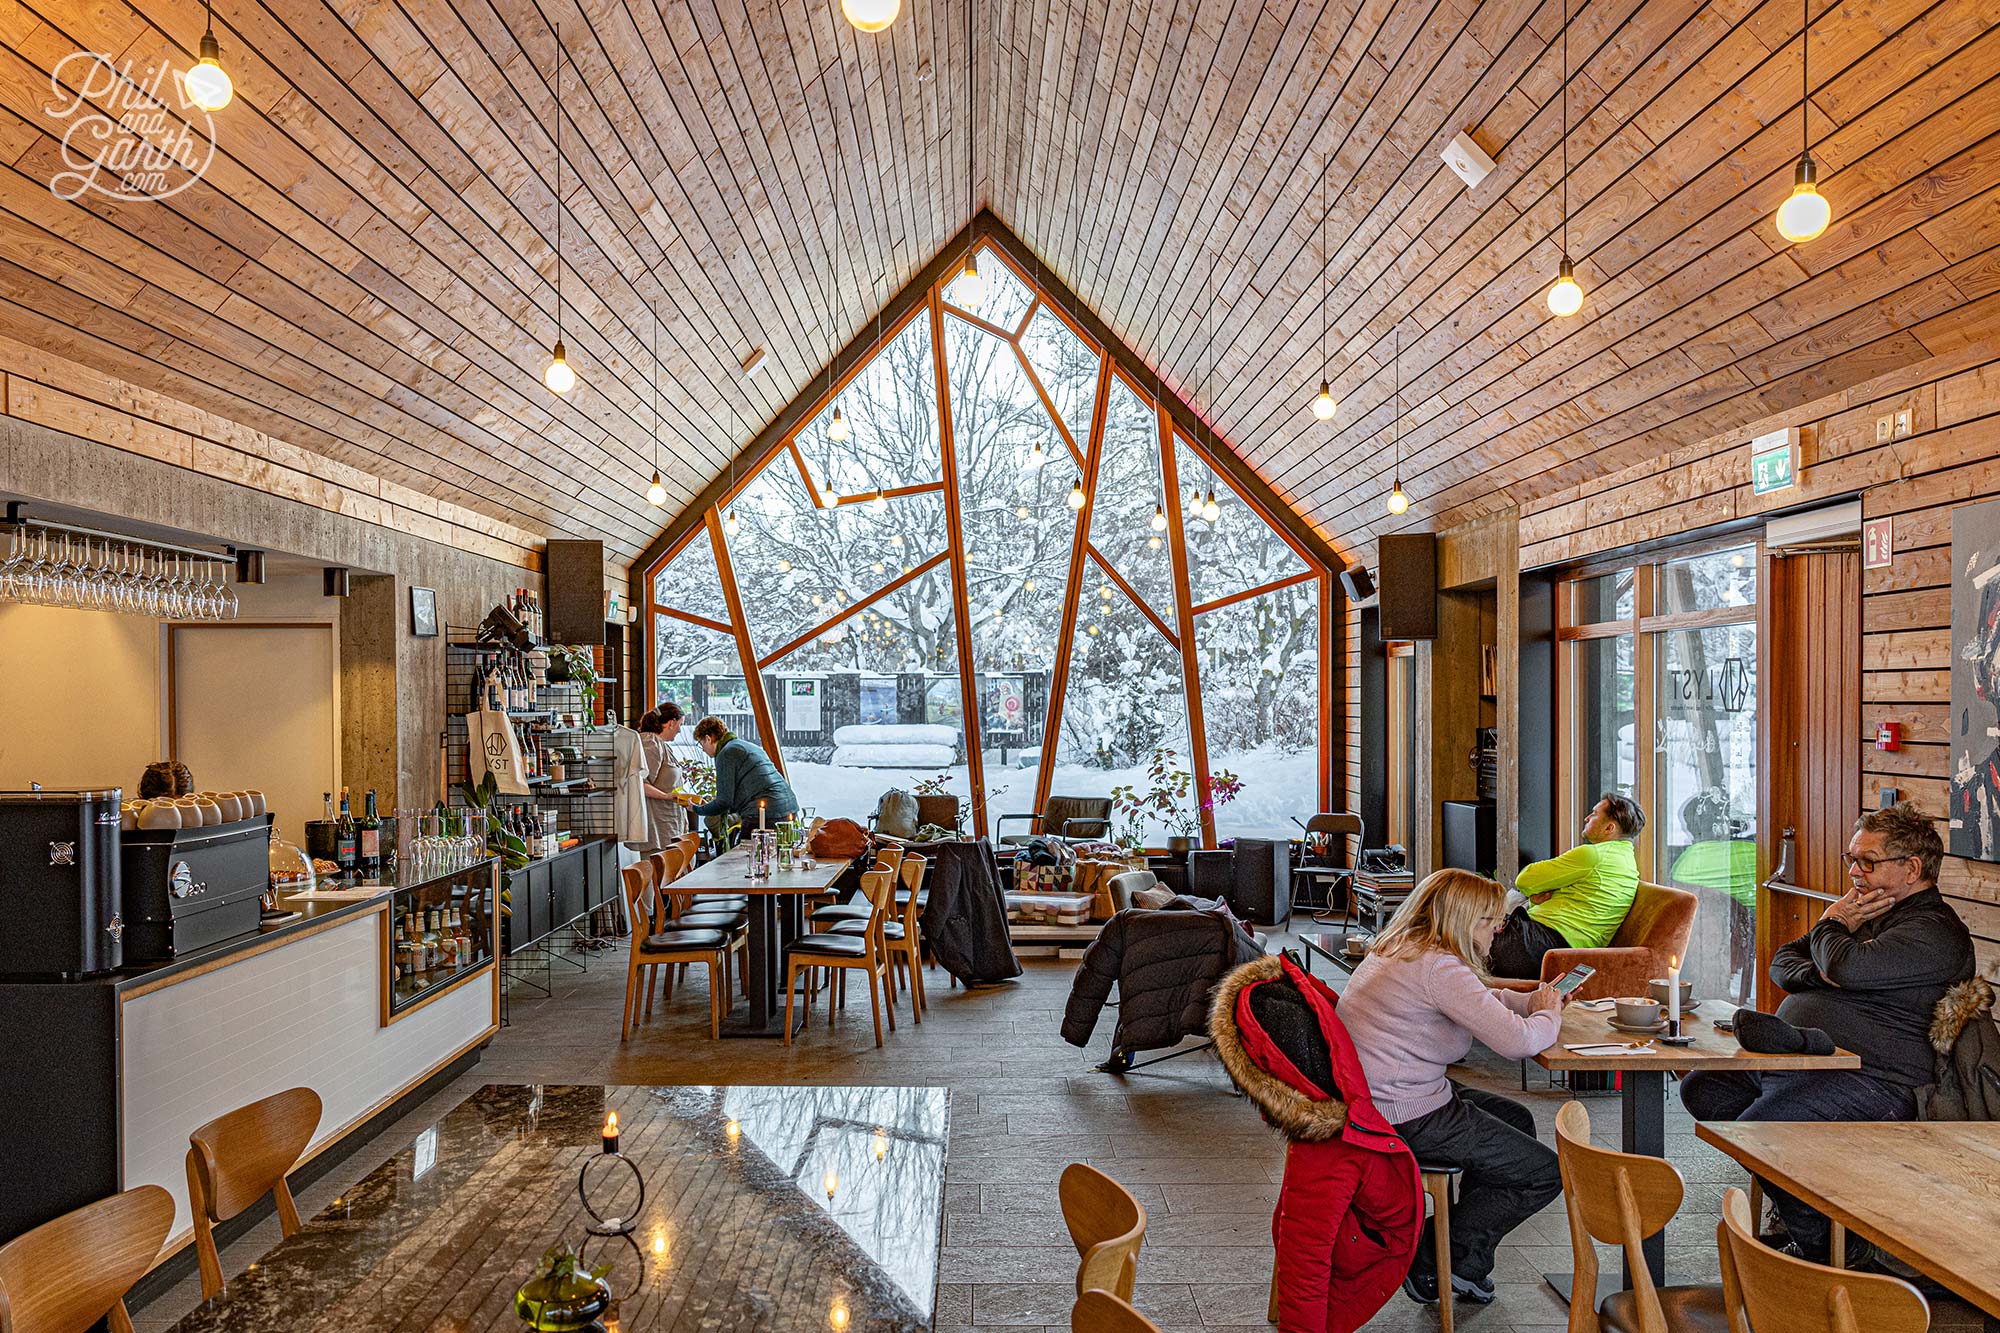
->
[871,489,887,514]
[1147,534,1163,551]
[840,0,900,33]
[1546,256,1584,318]
[1310,380,1338,421]
[1067,477,1086,511]
[186,29,233,111]
[543,339,576,393]
[647,471,667,507]
[1149,505,1168,532]
[1386,484,1411,516]
[827,405,850,443]
[953,253,984,306]
[1775,155,1831,243]
[1187,487,1203,516]
[724,508,739,537]
[1202,489,1221,523]
[1025,439,1046,470]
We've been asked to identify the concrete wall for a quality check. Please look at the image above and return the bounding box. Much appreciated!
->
[0,416,533,807]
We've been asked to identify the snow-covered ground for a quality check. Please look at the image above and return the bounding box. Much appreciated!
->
[776,740,1320,843]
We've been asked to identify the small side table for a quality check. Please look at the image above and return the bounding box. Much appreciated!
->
[1297,931,1369,976]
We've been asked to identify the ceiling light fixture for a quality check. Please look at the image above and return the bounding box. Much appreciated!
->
[824,149,851,446]
[543,30,577,393]
[1067,476,1086,511]
[1546,0,1584,319]
[1775,0,1831,243]
[1150,505,1168,532]
[1202,488,1221,523]
[1386,325,1411,516]
[841,0,900,34]
[1309,149,1337,421]
[185,0,233,112]
[951,0,983,306]
[1025,438,1046,469]
[871,488,887,514]
[828,405,849,442]
[647,303,667,506]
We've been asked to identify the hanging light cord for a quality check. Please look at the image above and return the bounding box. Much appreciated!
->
[1552,0,1568,262]
[1800,0,1809,160]
[1320,150,1328,378]
[554,28,563,343]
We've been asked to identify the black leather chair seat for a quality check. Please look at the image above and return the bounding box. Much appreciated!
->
[784,933,870,959]
[660,911,745,932]
[693,894,749,908]
[809,902,871,924]
[640,928,728,953]
[829,919,903,940]
[1598,1284,1731,1333]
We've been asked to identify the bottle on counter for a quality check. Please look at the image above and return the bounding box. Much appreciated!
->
[357,789,381,878]
[322,791,334,823]
[334,787,356,877]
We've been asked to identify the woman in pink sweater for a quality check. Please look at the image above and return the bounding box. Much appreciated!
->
[1339,869,1566,1309]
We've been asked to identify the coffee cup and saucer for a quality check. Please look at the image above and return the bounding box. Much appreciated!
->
[1609,997,1667,1033]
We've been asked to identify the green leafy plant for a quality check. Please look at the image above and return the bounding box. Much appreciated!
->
[457,772,530,871]
[1108,747,1244,844]
[546,645,600,724]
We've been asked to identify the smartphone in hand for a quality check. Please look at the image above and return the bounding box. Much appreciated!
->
[1552,963,1597,996]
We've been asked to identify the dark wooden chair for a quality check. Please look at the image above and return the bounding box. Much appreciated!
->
[996,795,1113,846]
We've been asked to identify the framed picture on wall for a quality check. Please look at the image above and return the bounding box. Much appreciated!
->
[1950,497,2000,861]
[410,586,439,638]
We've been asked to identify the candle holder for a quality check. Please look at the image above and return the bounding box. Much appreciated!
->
[579,1143,647,1238]
[1661,1017,1695,1047]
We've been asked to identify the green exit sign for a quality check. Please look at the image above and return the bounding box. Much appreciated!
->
[1750,426,1800,495]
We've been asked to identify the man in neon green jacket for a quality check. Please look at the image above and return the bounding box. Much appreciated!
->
[1487,793,1644,980]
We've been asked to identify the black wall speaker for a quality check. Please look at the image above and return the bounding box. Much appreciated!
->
[545,539,607,646]
[1339,564,1376,603]
[1377,533,1438,640]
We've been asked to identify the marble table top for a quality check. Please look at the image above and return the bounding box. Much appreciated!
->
[167,1084,950,1331]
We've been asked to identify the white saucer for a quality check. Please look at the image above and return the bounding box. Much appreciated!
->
[1609,1017,1669,1034]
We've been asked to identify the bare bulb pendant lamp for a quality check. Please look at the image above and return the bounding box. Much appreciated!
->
[1546,0,1584,319]
[1202,489,1221,523]
[1309,150,1338,420]
[1775,0,1831,243]
[1067,476,1086,511]
[1025,438,1046,469]
[952,0,983,305]
[185,0,233,112]
[824,148,851,447]
[1386,326,1410,515]
[1150,505,1168,532]
[841,0,899,33]
[544,31,577,393]
[828,405,849,442]
[647,305,667,506]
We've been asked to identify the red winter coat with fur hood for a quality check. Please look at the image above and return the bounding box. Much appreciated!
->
[1210,953,1423,1333]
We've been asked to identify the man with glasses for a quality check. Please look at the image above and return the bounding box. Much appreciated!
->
[1681,802,1973,1267]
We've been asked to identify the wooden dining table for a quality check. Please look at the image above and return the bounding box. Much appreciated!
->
[1697,1120,2000,1331]
[1535,1002,1858,1292]
[673,842,855,1038]
[165,1083,948,1332]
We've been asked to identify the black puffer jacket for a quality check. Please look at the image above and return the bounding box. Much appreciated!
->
[1061,898,1262,1053]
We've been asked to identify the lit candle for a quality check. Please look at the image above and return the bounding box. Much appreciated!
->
[1667,955,1682,1031]
[829,1301,851,1331]
[759,799,768,831]
[602,1110,620,1155]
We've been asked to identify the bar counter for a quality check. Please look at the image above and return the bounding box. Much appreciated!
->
[0,856,501,1251]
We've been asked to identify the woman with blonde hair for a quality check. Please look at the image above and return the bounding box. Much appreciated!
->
[1339,868,1566,1310]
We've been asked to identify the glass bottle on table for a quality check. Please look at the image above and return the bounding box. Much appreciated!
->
[357,789,381,878]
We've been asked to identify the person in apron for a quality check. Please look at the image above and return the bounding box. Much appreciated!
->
[639,703,686,852]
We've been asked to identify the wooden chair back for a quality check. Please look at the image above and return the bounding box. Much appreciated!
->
[873,845,905,878]
[0,1185,172,1333]
[858,869,897,955]
[1059,1162,1146,1300]
[622,863,657,934]
[1070,1289,1162,1332]
[661,845,687,884]
[899,854,927,928]
[1717,1188,1927,1333]
[1555,1100,1685,1332]
[646,849,667,887]
[676,832,700,866]
[186,1087,322,1298]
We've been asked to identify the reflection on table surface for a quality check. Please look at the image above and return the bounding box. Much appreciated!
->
[165,1083,950,1332]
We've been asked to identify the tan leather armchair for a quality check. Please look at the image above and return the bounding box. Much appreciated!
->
[1490,881,1697,1002]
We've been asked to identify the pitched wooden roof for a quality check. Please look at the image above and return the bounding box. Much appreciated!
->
[4,0,1994,563]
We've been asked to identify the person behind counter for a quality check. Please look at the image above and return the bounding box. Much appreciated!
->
[677,717,798,833]
[638,703,686,851]
[137,759,193,800]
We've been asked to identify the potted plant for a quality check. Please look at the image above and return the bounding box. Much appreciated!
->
[546,645,600,725]
[1108,748,1245,857]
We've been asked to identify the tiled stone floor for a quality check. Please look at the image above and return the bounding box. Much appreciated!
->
[133,927,1987,1331]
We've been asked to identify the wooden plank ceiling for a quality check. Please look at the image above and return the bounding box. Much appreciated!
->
[1,0,1996,565]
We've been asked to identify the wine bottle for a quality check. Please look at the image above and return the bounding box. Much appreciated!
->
[322,791,334,823]
[334,787,356,877]
[358,789,381,877]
